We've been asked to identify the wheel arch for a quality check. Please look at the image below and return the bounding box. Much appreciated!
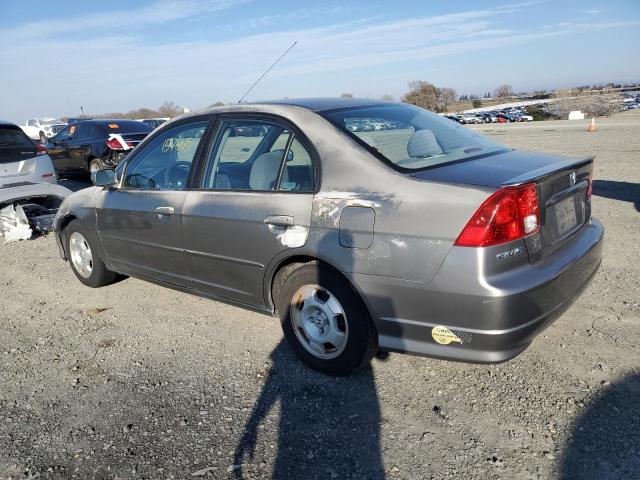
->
[265,254,378,334]
[55,213,79,260]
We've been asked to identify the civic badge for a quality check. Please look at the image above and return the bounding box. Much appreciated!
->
[569,172,576,185]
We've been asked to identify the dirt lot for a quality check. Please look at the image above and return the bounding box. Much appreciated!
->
[1,112,639,480]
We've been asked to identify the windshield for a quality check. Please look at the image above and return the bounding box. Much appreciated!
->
[321,103,507,170]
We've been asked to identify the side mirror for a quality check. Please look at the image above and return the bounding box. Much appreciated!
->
[92,168,116,187]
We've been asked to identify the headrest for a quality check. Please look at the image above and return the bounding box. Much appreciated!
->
[407,129,443,158]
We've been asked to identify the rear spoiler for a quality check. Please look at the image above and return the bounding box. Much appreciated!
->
[501,156,594,187]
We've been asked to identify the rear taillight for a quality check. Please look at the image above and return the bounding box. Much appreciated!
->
[106,138,134,150]
[36,144,47,156]
[587,166,594,198]
[454,183,540,247]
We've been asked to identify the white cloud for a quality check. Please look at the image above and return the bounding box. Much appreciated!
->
[1,0,250,41]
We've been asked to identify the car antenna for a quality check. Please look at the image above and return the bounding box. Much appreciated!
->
[237,41,297,104]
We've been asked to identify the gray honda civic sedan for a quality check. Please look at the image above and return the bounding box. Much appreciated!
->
[54,98,603,375]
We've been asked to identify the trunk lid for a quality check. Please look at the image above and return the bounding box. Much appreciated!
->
[118,132,149,145]
[410,150,594,262]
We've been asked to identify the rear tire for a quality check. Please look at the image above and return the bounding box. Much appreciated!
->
[65,219,117,288]
[39,132,46,144]
[273,262,378,376]
[89,158,104,175]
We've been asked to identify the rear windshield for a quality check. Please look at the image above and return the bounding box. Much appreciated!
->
[321,104,507,170]
[99,121,154,134]
[0,127,35,162]
[0,127,34,149]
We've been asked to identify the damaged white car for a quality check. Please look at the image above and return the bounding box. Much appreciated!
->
[0,182,71,242]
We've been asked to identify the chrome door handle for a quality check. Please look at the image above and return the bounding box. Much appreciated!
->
[264,215,294,226]
[155,206,175,215]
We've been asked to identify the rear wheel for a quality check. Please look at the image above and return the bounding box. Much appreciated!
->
[273,263,377,376]
[65,220,117,287]
[89,158,104,175]
[39,132,46,144]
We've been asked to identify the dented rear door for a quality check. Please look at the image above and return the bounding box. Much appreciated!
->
[182,191,313,307]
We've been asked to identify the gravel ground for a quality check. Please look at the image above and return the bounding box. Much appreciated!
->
[1,112,639,480]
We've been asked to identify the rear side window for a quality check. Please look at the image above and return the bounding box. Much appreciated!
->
[203,119,314,192]
[76,123,94,139]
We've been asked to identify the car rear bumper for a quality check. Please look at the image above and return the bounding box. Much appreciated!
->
[348,218,604,363]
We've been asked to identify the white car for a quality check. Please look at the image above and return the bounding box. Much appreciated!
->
[1,120,57,185]
[21,117,67,143]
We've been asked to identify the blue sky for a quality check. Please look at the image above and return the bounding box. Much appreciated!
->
[0,0,638,122]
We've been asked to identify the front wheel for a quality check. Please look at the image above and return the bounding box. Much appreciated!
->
[65,220,117,288]
[273,263,378,376]
[39,132,46,144]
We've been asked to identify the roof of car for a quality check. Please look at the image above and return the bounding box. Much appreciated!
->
[256,97,392,112]
[74,119,146,124]
[0,120,19,127]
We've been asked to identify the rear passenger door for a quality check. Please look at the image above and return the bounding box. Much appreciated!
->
[182,116,316,307]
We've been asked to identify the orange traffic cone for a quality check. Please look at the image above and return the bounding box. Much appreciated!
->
[586,117,597,132]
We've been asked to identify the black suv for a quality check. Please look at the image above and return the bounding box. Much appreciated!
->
[46,120,153,176]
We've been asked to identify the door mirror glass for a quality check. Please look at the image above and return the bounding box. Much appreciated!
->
[92,168,116,186]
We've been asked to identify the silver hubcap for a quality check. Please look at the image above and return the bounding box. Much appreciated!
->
[69,232,93,278]
[290,285,348,359]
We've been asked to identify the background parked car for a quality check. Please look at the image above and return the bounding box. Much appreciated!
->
[46,119,153,176]
[21,118,67,144]
[1,120,56,185]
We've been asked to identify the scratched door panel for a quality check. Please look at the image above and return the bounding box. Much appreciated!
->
[182,191,313,307]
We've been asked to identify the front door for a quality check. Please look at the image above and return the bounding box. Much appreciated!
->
[182,117,316,307]
[96,119,210,286]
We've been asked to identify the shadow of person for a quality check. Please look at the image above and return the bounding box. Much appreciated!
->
[592,180,640,212]
[559,372,640,479]
[233,339,386,479]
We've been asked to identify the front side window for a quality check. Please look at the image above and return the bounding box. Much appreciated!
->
[321,104,507,170]
[203,119,314,192]
[123,121,208,190]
